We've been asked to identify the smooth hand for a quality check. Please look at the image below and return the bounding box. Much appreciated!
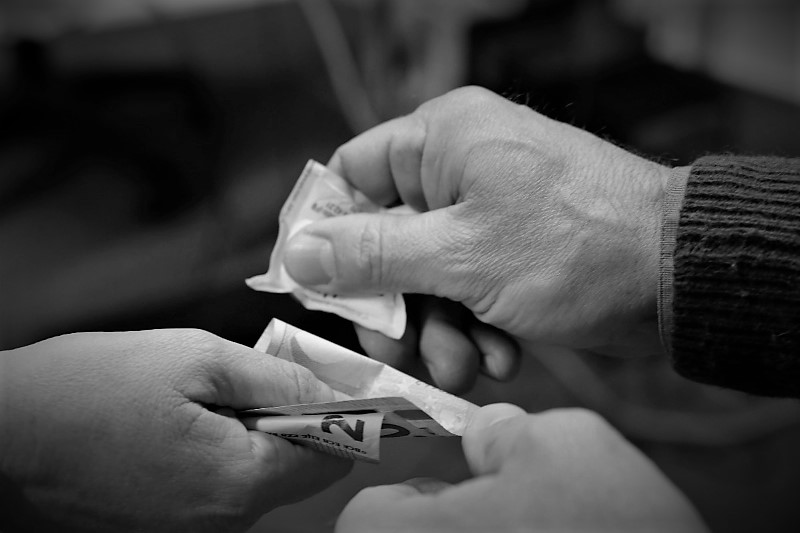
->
[284,86,671,392]
[335,404,708,533]
[0,330,352,533]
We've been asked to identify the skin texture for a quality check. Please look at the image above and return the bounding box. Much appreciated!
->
[0,330,352,533]
[335,404,709,533]
[284,86,671,393]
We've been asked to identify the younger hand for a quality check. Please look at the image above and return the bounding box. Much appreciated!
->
[336,404,708,533]
[0,330,352,533]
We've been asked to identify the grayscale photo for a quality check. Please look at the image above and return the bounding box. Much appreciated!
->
[1,1,799,532]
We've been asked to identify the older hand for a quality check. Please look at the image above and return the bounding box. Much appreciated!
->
[284,86,670,392]
[335,404,708,533]
[0,330,352,533]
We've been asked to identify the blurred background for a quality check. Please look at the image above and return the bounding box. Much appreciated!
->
[2,0,800,531]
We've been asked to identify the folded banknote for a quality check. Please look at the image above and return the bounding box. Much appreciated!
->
[239,319,478,462]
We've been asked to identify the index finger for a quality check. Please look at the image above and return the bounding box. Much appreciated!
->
[189,334,341,409]
[328,114,429,211]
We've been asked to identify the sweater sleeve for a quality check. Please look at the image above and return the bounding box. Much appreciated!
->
[668,155,800,397]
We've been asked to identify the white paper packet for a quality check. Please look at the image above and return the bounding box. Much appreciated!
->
[246,160,407,339]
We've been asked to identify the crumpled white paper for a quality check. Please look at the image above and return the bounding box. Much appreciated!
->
[246,160,407,339]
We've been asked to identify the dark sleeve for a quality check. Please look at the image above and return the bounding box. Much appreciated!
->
[670,155,800,397]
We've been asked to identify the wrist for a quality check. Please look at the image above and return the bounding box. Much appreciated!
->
[613,152,671,325]
[640,159,674,315]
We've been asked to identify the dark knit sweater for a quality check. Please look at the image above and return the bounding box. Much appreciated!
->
[671,156,800,397]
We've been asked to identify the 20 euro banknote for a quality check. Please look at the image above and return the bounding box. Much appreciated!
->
[239,319,478,462]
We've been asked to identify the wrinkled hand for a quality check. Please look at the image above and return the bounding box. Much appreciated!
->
[335,404,708,533]
[0,330,352,533]
[284,86,670,393]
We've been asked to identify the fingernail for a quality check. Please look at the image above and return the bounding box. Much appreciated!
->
[285,234,336,286]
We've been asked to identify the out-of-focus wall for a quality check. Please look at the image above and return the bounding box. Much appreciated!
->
[614,0,800,105]
[0,0,527,350]
[0,1,316,84]
[0,0,290,38]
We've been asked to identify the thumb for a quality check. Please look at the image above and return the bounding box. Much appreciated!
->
[283,210,466,297]
[463,403,529,476]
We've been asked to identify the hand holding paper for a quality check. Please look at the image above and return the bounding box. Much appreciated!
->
[278,87,666,392]
[335,405,709,533]
[246,158,520,394]
[240,319,478,462]
[0,330,351,533]
[246,160,408,339]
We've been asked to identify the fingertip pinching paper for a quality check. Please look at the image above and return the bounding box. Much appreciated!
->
[246,160,407,339]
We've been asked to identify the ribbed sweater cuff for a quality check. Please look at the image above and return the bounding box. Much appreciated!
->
[671,156,800,397]
[658,166,691,357]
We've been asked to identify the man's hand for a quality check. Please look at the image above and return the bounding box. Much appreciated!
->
[335,404,708,533]
[283,86,670,393]
[0,330,352,533]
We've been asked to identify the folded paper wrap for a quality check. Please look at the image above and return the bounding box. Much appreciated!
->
[246,160,407,339]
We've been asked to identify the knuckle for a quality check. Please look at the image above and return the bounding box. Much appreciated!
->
[456,86,502,116]
[166,329,230,383]
[280,361,321,404]
[423,86,498,124]
[180,329,225,358]
[389,115,427,174]
[451,85,495,105]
